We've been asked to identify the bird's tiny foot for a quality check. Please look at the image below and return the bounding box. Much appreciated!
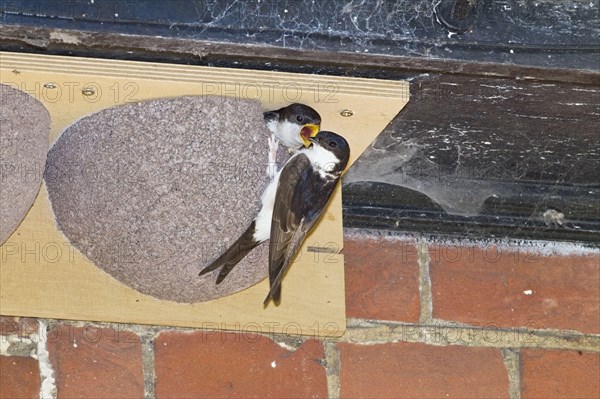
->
[267,135,279,179]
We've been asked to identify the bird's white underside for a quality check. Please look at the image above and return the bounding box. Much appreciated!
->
[253,143,340,242]
[254,169,281,242]
[267,134,279,179]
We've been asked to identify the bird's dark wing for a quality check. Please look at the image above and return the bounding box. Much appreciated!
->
[264,154,338,305]
[199,221,260,284]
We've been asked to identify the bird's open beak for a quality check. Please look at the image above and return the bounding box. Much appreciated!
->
[300,124,320,147]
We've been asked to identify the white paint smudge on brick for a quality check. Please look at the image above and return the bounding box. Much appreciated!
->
[274,341,296,352]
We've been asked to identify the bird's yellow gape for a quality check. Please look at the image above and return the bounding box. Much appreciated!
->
[300,124,320,147]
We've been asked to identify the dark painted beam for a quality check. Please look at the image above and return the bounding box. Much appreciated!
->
[344,74,600,243]
[1,0,599,84]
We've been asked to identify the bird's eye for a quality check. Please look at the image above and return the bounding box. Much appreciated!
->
[329,141,337,148]
[296,115,304,122]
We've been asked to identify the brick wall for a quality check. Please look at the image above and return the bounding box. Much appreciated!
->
[1,231,599,398]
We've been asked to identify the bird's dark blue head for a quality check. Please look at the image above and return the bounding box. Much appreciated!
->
[264,103,320,124]
[263,103,321,147]
[309,131,350,173]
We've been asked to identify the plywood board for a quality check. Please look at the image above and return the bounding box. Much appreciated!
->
[0,52,408,337]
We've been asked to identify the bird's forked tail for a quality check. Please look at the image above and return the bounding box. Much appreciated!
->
[199,221,260,284]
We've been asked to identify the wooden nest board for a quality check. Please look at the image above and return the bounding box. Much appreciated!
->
[0,52,408,337]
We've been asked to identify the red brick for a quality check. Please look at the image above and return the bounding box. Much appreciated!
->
[0,355,40,399]
[344,237,420,321]
[429,245,600,333]
[47,325,144,399]
[155,331,327,398]
[521,349,600,398]
[0,317,38,337]
[339,341,508,398]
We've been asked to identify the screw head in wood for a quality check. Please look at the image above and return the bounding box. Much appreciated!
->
[82,87,96,96]
[340,109,354,117]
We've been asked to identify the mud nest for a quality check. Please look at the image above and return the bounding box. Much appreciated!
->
[0,84,50,244]
[45,96,289,302]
